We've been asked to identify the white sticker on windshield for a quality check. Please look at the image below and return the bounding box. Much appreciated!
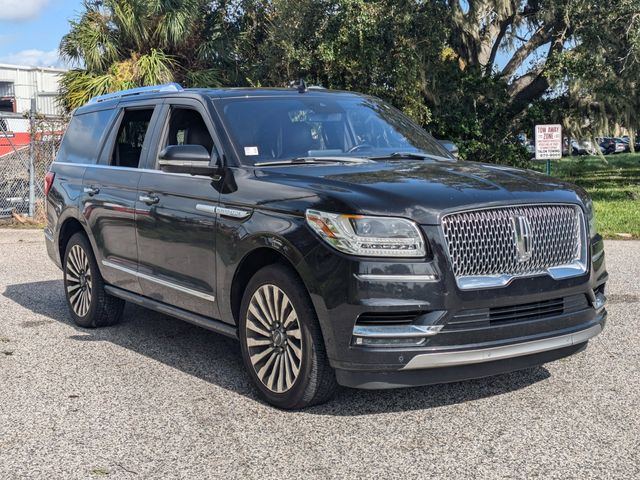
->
[244,146,259,156]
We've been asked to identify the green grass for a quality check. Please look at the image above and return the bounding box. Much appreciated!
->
[531,153,640,239]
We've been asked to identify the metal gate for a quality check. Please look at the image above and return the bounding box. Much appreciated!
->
[0,107,66,219]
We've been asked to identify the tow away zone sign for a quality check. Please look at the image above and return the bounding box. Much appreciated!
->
[535,124,562,160]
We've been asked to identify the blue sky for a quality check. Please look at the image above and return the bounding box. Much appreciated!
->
[0,0,80,67]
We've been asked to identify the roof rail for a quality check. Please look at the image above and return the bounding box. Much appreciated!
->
[87,83,184,104]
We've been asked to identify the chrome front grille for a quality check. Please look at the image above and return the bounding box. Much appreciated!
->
[441,204,587,289]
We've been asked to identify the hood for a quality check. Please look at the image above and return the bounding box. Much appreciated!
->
[250,160,588,225]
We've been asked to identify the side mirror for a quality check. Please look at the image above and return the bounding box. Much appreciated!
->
[158,145,220,176]
[438,140,459,159]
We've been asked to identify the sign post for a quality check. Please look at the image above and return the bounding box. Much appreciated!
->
[535,124,563,175]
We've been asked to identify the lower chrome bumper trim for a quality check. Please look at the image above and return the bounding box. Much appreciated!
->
[354,274,438,282]
[401,323,602,370]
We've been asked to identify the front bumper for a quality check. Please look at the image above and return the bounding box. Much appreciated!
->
[335,338,592,390]
[301,227,608,389]
[335,310,606,389]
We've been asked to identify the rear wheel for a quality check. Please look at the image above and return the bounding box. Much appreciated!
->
[63,232,124,328]
[239,264,337,409]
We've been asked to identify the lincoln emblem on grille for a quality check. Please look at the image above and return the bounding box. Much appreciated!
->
[510,214,533,262]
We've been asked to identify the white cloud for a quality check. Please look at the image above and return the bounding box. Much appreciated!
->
[0,49,66,68]
[0,0,49,21]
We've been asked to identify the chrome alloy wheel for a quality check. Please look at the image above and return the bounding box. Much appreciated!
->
[65,244,93,317]
[245,284,303,393]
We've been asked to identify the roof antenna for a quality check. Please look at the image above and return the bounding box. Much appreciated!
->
[297,78,307,93]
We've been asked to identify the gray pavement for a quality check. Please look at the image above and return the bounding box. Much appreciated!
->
[0,228,638,479]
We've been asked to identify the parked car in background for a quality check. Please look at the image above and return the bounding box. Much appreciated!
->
[616,137,631,153]
[0,178,29,217]
[598,137,632,155]
[44,84,608,409]
[621,135,640,152]
[571,139,600,156]
[599,137,617,155]
[526,140,535,156]
[516,136,535,158]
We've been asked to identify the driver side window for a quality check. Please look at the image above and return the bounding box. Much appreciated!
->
[163,107,216,156]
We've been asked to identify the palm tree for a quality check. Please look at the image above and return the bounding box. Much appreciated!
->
[58,0,225,111]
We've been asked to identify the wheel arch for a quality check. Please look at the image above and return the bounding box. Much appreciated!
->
[55,207,101,269]
[57,216,88,263]
[229,246,311,326]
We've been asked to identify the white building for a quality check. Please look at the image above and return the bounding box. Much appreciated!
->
[0,63,65,119]
[0,63,66,155]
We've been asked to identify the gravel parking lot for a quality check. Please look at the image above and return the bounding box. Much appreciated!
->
[0,229,638,479]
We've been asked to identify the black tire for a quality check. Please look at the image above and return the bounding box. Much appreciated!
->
[239,264,337,409]
[63,232,125,328]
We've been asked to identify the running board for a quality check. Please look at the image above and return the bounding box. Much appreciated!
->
[104,285,238,339]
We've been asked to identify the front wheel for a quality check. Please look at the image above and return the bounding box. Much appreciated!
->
[63,232,124,328]
[239,264,337,409]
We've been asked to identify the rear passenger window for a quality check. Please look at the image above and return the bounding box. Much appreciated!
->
[57,109,116,164]
[163,108,215,155]
[111,109,154,168]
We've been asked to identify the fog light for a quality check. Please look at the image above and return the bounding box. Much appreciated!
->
[353,337,426,347]
[593,291,607,313]
[352,324,443,347]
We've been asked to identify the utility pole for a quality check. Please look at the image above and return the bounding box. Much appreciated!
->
[28,97,36,217]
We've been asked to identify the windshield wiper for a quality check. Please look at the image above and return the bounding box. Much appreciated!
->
[254,156,371,167]
[368,151,433,161]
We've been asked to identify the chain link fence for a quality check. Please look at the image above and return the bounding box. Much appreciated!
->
[0,110,66,219]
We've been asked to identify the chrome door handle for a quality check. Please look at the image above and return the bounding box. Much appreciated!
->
[139,194,159,205]
[83,186,100,196]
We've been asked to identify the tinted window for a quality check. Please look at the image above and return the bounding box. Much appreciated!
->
[0,82,14,113]
[163,108,215,155]
[111,109,154,168]
[0,99,13,113]
[218,96,451,165]
[56,109,116,164]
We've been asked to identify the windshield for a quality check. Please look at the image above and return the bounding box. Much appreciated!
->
[216,95,453,165]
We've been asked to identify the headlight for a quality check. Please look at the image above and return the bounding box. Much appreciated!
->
[305,209,426,257]
[585,199,597,237]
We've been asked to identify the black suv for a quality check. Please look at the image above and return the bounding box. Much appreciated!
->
[45,84,608,409]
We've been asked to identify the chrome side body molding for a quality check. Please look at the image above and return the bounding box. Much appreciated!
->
[102,260,216,302]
